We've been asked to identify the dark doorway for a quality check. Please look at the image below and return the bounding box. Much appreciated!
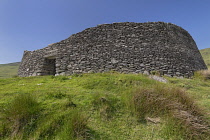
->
[43,58,56,75]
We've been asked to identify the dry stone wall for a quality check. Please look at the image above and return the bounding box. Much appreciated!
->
[18,22,207,77]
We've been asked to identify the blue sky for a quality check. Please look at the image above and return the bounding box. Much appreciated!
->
[0,0,210,64]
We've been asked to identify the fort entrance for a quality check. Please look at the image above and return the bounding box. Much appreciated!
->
[43,57,56,75]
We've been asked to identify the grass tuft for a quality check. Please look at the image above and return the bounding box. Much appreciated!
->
[37,109,88,140]
[194,70,210,80]
[2,93,40,138]
[63,109,88,139]
[92,93,119,120]
[129,84,210,139]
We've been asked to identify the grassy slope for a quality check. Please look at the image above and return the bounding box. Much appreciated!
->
[0,49,209,139]
[0,62,20,78]
[0,74,160,139]
[0,73,209,139]
[200,48,210,68]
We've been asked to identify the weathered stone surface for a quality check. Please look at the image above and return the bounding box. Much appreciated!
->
[149,75,168,83]
[18,22,207,77]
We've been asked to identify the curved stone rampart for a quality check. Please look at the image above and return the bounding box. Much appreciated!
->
[18,22,207,77]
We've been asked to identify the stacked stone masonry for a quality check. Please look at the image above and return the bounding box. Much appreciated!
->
[18,22,207,77]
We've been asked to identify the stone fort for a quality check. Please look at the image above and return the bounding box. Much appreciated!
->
[18,22,207,77]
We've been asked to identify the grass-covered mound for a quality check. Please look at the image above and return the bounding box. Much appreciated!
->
[200,48,210,68]
[0,72,210,139]
[0,62,20,78]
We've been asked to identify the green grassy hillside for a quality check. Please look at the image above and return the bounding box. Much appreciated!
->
[0,72,209,139]
[0,62,20,78]
[200,48,210,68]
